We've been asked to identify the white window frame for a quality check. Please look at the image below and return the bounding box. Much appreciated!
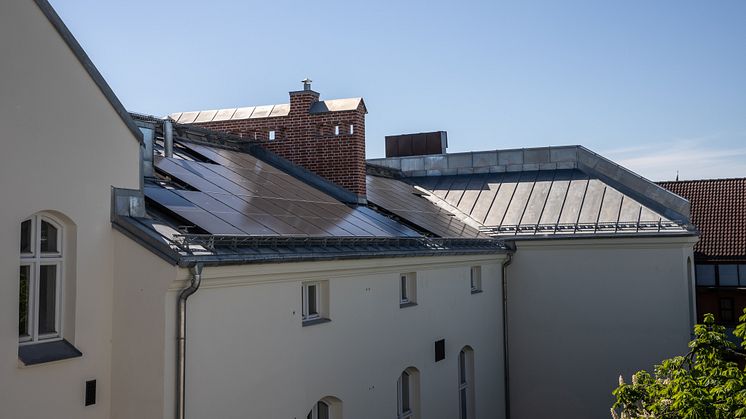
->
[307,400,331,419]
[302,281,322,322]
[458,348,475,419]
[334,125,340,136]
[399,273,417,306]
[19,215,64,345]
[397,371,413,419]
[470,266,482,293]
[268,130,276,141]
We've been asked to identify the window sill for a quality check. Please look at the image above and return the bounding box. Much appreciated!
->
[18,339,82,366]
[471,289,483,295]
[400,301,418,309]
[302,317,331,327]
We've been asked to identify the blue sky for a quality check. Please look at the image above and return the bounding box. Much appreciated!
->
[50,0,746,181]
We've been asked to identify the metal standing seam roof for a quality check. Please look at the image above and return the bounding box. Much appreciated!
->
[403,169,689,237]
[169,98,363,124]
[659,178,746,259]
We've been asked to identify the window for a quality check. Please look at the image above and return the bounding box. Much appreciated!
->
[400,273,417,307]
[302,281,329,325]
[720,298,736,324]
[397,368,419,419]
[307,397,341,419]
[19,215,64,344]
[470,266,482,293]
[268,130,276,141]
[458,347,475,419]
[695,264,746,287]
[307,401,329,419]
[334,125,340,136]
[349,124,354,135]
[695,265,716,286]
[719,265,739,287]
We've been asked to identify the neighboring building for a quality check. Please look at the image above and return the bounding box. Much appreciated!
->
[169,83,368,200]
[1,2,700,419]
[659,178,746,330]
[366,147,698,419]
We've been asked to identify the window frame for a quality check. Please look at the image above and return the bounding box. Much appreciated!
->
[695,263,746,288]
[399,273,417,308]
[458,347,475,419]
[307,400,330,419]
[470,266,482,294]
[397,371,413,419]
[302,281,321,322]
[19,215,64,345]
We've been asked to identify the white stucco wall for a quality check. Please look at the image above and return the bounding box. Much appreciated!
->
[506,236,697,419]
[110,232,179,419]
[0,1,141,418]
[160,254,507,419]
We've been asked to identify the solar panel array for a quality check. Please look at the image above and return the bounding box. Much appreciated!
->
[366,175,483,238]
[147,142,420,238]
[408,169,686,236]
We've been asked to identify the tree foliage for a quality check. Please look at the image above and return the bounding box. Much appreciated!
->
[611,310,746,419]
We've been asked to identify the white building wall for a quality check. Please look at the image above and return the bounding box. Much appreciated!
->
[507,236,697,419]
[162,254,507,419]
[0,1,141,418]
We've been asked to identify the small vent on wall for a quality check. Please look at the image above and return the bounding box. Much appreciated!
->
[85,380,97,406]
[435,339,446,362]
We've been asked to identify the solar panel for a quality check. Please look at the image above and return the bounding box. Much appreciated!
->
[366,175,482,238]
[153,143,421,238]
[144,187,245,235]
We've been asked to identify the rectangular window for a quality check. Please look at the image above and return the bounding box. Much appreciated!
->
[470,266,482,293]
[302,282,320,321]
[720,298,735,323]
[740,265,746,287]
[695,265,716,286]
[19,265,30,341]
[38,264,58,336]
[400,273,417,307]
[334,125,340,136]
[301,281,329,325]
[719,265,739,287]
[268,130,276,141]
[349,124,354,134]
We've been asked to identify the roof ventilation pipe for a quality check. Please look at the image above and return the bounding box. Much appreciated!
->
[164,119,174,158]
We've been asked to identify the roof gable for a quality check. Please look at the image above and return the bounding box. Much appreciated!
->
[32,0,142,143]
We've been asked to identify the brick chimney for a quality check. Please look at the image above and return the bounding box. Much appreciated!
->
[185,80,368,200]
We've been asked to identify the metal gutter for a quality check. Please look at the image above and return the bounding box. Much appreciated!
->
[32,0,143,144]
[176,264,203,419]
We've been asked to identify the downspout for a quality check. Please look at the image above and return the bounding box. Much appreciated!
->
[501,248,514,419]
[176,263,203,419]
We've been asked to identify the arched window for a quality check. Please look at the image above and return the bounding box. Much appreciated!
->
[19,214,64,343]
[397,367,420,419]
[458,347,475,419]
[307,396,341,419]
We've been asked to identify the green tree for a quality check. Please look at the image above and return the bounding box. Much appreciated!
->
[611,310,746,419]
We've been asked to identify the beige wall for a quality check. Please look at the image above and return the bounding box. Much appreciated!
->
[506,236,697,419]
[157,255,507,419]
[110,232,178,419]
[0,1,140,418]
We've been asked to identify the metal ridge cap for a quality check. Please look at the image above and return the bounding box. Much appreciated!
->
[575,146,692,222]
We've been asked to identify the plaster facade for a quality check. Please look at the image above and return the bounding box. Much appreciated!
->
[0,1,140,418]
[506,236,697,419]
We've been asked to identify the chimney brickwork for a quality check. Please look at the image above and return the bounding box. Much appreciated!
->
[191,84,367,197]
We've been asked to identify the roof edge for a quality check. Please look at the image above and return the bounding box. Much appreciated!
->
[33,0,143,144]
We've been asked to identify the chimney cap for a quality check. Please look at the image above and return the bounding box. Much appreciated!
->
[301,78,313,91]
